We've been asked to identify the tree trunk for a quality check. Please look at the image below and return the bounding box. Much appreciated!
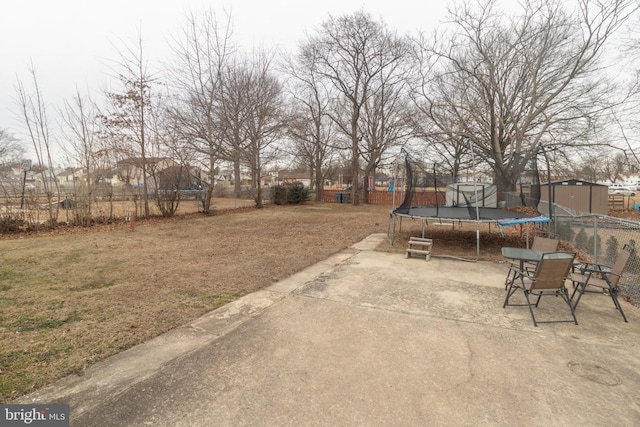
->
[314,159,323,202]
[202,152,216,213]
[233,152,242,198]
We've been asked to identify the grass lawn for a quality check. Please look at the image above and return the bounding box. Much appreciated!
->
[0,203,393,401]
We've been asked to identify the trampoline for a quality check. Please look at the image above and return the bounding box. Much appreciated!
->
[394,206,529,221]
[387,145,550,261]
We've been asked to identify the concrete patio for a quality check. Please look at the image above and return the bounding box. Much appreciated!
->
[16,234,640,426]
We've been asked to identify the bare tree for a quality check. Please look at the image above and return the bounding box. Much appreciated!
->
[14,63,60,225]
[218,57,253,197]
[60,89,100,225]
[358,59,412,202]
[145,93,191,218]
[300,11,411,204]
[99,34,157,218]
[282,49,338,200]
[168,9,235,213]
[91,147,118,218]
[408,40,474,179]
[602,151,629,183]
[413,0,635,193]
[0,128,25,167]
[606,21,640,170]
[242,50,284,208]
[282,77,338,199]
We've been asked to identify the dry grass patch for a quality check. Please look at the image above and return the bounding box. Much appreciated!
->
[0,203,388,401]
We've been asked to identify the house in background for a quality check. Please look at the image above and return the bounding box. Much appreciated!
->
[156,164,204,190]
[217,169,252,187]
[280,172,311,187]
[57,167,87,190]
[116,157,176,188]
[94,167,124,188]
[35,167,63,192]
[261,175,275,187]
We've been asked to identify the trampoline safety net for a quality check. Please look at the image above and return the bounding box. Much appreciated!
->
[394,151,542,215]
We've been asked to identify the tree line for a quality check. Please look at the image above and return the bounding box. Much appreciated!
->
[2,0,639,225]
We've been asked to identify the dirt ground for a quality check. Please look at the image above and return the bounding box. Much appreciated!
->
[0,200,631,401]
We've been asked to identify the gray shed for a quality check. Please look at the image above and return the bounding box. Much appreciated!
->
[539,179,608,215]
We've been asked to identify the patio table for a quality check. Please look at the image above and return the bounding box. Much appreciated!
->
[502,247,576,288]
[501,247,545,266]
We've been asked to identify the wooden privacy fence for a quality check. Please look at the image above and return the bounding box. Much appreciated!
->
[607,195,628,210]
[320,189,444,206]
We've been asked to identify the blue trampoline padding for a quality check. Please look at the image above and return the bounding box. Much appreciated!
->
[497,215,550,227]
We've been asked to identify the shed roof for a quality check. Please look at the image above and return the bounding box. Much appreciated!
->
[542,179,606,187]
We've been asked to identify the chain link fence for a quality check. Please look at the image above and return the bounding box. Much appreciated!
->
[536,199,640,307]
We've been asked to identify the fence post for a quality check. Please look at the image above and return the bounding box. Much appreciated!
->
[127,211,136,231]
[594,215,598,265]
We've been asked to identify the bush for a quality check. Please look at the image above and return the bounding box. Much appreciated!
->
[270,184,310,205]
[605,235,619,264]
[587,233,602,258]
[627,239,639,268]
[574,228,588,251]
[0,217,26,233]
[271,185,288,205]
[286,183,310,204]
[555,220,575,242]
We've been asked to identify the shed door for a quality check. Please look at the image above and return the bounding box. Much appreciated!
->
[553,186,577,212]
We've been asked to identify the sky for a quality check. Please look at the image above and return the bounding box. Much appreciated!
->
[0,0,451,151]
